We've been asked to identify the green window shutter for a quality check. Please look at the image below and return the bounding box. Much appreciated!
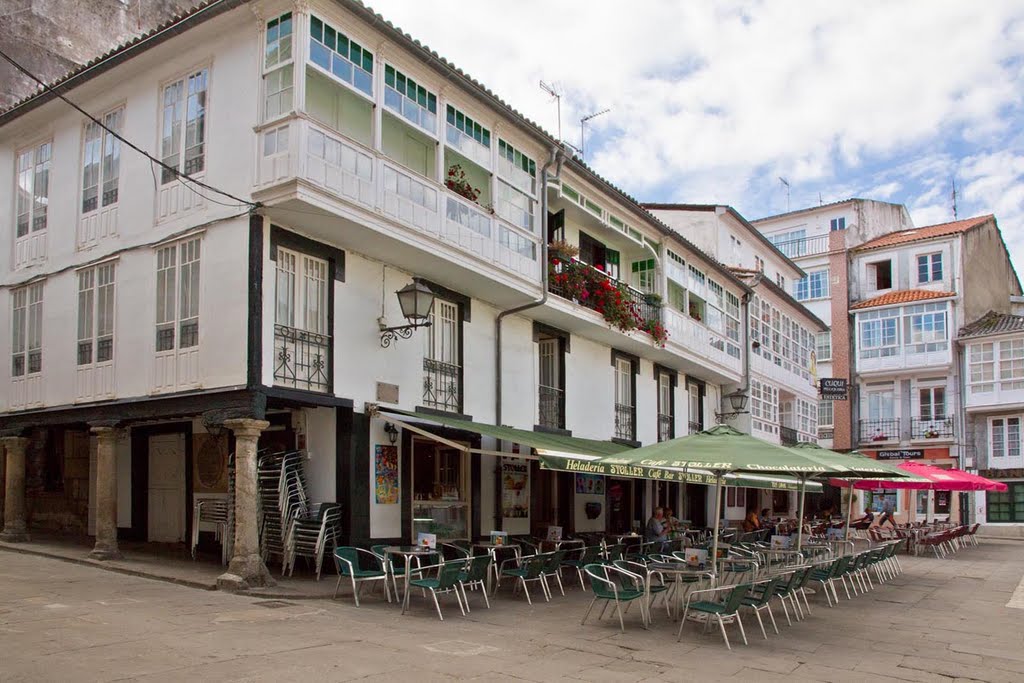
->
[311,16,323,41]
[606,249,620,266]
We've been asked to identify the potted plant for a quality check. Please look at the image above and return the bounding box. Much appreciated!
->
[923,428,940,439]
[445,164,481,203]
[643,292,663,308]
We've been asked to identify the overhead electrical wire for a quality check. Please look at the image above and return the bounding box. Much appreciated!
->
[0,47,258,210]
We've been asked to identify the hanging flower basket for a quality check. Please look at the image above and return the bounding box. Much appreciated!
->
[445,164,481,203]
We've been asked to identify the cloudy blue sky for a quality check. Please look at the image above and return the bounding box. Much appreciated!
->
[370,0,1024,262]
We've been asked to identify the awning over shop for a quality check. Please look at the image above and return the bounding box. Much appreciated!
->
[372,406,819,492]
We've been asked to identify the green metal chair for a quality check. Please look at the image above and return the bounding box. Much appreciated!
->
[409,560,466,621]
[562,545,604,589]
[604,543,626,563]
[540,549,567,597]
[370,544,398,597]
[457,554,491,611]
[499,553,550,604]
[332,547,391,607]
[741,577,781,639]
[581,563,649,632]
[773,566,809,624]
[615,559,670,621]
[677,583,751,650]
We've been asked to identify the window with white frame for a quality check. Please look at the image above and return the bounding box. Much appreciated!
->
[498,139,536,195]
[858,309,899,358]
[750,379,779,434]
[919,386,946,420]
[155,238,201,352]
[818,400,834,427]
[776,273,785,289]
[613,356,635,441]
[160,69,208,184]
[816,331,831,361]
[77,263,115,366]
[768,229,806,258]
[795,269,829,301]
[81,108,123,214]
[751,296,814,379]
[308,16,373,97]
[905,302,948,353]
[11,282,43,377]
[796,398,817,440]
[990,417,1022,459]
[632,259,657,294]
[999,339,1024,390]
[754,255,765,272]
[969,342,995,393]
[830,217,846,231]
[494,180,534,233]
[725,292,741,358]
[917,253,942,283]
[384,64,438,135]
[15,141,51,239]
[423,298,462,413]
[866,387,895,420]
[275,248,328,334]
[263,12,294,120]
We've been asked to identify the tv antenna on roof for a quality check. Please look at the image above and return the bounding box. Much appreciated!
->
[779,177,791,212]
[539,80,562,142]
[580,108,610,162]
[951,176,959,219]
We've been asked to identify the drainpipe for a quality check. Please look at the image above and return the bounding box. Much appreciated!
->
[495,146,564,427]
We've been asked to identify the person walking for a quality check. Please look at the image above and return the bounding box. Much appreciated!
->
[878,497,897,528]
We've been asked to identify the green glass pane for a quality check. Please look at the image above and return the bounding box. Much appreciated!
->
[280,13,292,36]
[396,72,405,92]
[385,65,395,87]
[428,94,437,113]
[337,34,348,57]
[323,25,335,51]
[350,42,361,64]
[447,105,455,124]
[417,88,427,107]
[267,17,278,32]
[363,52,373,73]
[456,111,464,129]
[499,139,507,155]
[482,129,490,147]
[311,16,323,41]
[606,249,620,265]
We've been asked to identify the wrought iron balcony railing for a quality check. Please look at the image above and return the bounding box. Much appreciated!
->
[423,358,462,413]
[538,384,565,430]
[658,413,674,442]
[273,324,331,393]
[911,416,955,440]
[614,402,636,441]
[780,425,800,446]
[859,418,901,444]
[548,257,661,325]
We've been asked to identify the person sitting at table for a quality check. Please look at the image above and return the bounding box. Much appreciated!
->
[664,507,680,534]
[850,507,875,530]
[645,507,669,550]
[759,508,772,528]
[742,505,761,533]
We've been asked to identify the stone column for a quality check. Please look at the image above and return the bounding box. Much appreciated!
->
[218,418,274,591]
[0,436,31,542]
[90,426,122,560]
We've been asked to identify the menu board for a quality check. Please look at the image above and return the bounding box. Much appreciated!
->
[501,458,529,519]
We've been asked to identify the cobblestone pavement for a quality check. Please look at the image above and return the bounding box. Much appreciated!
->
[1,540,1023,682]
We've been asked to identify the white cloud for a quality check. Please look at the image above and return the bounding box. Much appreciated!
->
[367,0,1024,266]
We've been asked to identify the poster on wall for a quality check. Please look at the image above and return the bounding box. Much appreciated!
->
[501,459,529,519]
[575,473,605,496]
[374,444,399,504]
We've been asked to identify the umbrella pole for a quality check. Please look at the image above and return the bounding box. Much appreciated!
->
[796,476,807,552]
[844,481,855,542]
[710,473,723,579]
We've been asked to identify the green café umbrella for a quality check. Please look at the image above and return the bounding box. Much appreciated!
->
[539,425,846,572]
[789,442,923,544]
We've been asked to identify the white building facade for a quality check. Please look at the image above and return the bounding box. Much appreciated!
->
[0,0,833,582]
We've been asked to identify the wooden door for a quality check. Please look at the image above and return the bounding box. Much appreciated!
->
[147,433,186,543]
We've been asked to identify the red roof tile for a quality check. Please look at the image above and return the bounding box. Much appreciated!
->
[851,289,956,310]
[855,215,993,251]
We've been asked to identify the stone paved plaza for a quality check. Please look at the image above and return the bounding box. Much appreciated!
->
[1,540,1023,682]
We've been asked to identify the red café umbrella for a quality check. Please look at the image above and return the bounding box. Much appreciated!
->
[830,461,1007,492]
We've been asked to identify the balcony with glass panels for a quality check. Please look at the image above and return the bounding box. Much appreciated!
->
[252,14,543,309]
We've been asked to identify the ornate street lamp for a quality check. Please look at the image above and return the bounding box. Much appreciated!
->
[715,389,750,423]
[379,280,435,347]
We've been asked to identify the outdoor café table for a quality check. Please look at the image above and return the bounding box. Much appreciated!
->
[384,546,438,615]
[616,533,643,545]
[645,562,715,621]
[471,542,521,592]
